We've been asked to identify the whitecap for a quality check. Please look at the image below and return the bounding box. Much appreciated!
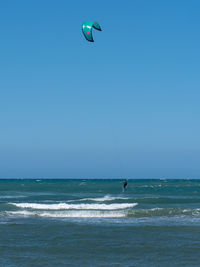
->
[6,210,127,218]
[77,195,130,202]
[10,202,138,210]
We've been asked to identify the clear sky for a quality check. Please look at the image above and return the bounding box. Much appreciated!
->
[0,0,199,178]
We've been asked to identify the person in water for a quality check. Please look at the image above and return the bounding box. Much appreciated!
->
[122,180,128,192]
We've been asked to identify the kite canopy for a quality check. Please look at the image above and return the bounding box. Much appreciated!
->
[82,21,102,42]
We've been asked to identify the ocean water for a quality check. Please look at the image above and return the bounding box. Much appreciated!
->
[1,179,200,267]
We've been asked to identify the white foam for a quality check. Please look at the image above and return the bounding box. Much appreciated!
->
[7,210,126,218]
[10,202,137,210]
[78,195,130,202]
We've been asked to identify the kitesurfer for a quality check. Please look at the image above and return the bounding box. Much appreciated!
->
[122,180,128,192]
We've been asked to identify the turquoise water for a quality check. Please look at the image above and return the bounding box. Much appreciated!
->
[1,179,200,266]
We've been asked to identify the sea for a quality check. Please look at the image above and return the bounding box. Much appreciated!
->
[0,179,200,267]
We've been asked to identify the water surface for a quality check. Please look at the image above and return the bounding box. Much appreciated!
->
[0,179,200,266]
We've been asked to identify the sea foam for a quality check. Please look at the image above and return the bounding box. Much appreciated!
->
[10,202,138,210]
[77,195,130,202]
[7,210,126,218]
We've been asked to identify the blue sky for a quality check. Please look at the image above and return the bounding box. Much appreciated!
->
[0,0,199,178]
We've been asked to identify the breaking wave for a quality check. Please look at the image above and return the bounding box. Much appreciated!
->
[10,202,137,210]
[76,195,130,202]
[6,210,126,218]
[4,208,200,219]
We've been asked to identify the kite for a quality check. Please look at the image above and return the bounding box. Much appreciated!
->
[82,21,102,42]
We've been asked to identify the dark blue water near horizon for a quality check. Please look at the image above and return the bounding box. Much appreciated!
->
[1,179,200,266]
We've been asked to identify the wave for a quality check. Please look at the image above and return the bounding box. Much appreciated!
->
[5,208,200,219]
[0,195,26,199]
[9,202,137,210]
[76,195,130,202]
[6,210,126,218]
[127,208,200,218]
[132,196,200,204]
[4,207,200,219]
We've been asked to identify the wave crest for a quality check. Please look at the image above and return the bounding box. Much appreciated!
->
[10,202,138,210]
[6,210,126,218]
